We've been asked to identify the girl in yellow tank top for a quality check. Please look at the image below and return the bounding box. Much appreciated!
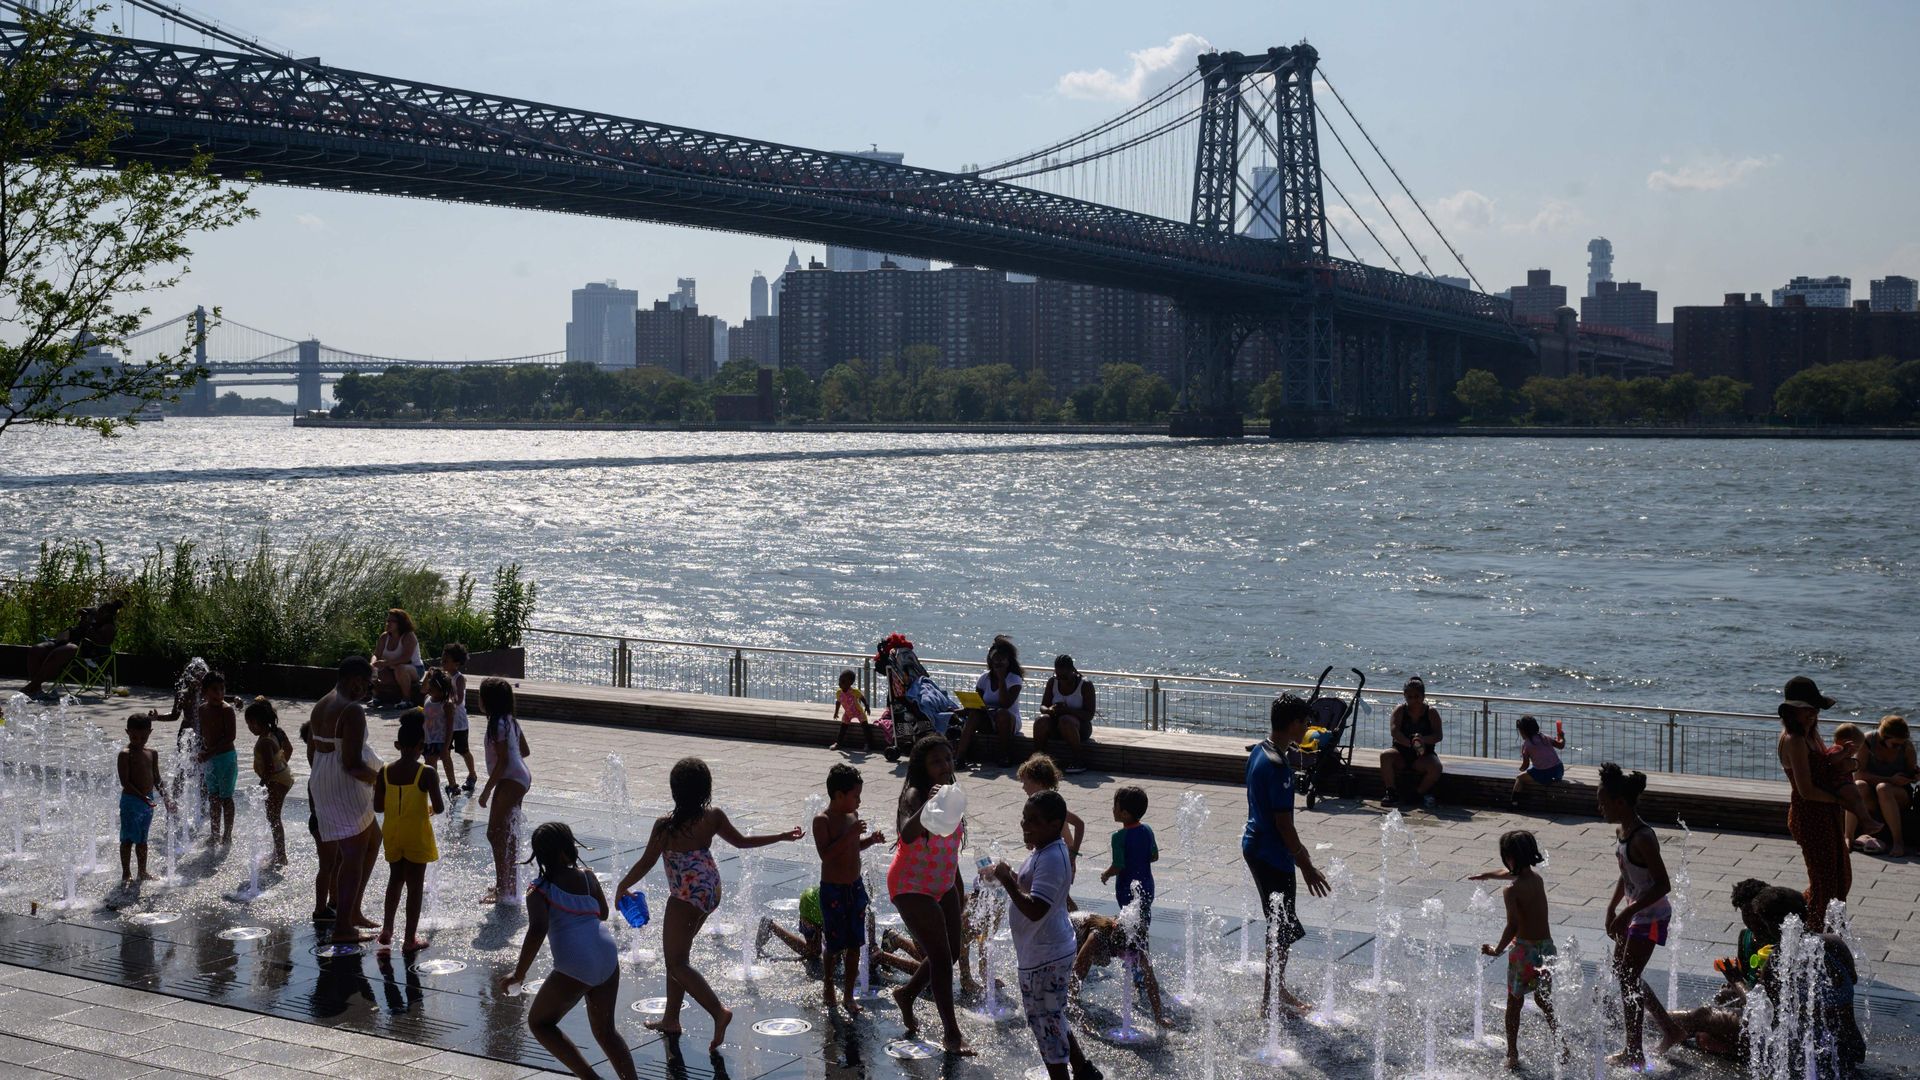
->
[375,710,444,954]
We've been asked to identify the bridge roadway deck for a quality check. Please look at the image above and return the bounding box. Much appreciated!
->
[3,684,1915,1079]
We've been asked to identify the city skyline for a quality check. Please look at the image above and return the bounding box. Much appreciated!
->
[118,0,1920,361]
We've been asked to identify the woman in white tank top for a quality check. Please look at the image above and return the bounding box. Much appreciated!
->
[371,608,424,704]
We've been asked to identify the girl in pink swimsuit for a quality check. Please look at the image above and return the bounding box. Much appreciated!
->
[616,757,803,1052]
[888,735,972,1055]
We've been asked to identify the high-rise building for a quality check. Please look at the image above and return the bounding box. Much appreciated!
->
[1870,276,1918,313]
[1416,272,1472,290]
[1244,165,1283,240]
[774,261,1177,389]
[635,298,719,381]
[749,272,770,320]
[824,150,932,272]
[1674,294,1920,412]
[565,280,638,369]
[1580,280,1659,337]
[668,277,697,311]
[1586,238,1613,298]
[1508,269,1568,320]
[771,249,800,317]
[711,318,730,368]
[1772,275,1851,309]
[728,316,781,367]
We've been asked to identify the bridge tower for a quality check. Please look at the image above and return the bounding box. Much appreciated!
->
[182,305,215,414]
[295,339,323,412]
[1172,43,1332,438]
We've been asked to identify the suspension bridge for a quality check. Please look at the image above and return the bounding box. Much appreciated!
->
[8,2,1550,435]
[124,308,564,412]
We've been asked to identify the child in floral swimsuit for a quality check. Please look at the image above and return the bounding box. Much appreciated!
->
[616,757,803,1052]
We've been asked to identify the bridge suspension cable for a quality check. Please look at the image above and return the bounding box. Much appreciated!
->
[1315,67,1492,296]
[969,67,1203,178]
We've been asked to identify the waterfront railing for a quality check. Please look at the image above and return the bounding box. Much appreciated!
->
[522,627,1786,782]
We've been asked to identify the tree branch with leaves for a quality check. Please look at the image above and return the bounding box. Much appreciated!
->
[0,0,255,437]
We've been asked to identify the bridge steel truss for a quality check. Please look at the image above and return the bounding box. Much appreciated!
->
[3,23,1527,430]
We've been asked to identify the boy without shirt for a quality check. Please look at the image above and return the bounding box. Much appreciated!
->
[118,714,174,881]
[813,763,886,1011]
[197,670,239,846]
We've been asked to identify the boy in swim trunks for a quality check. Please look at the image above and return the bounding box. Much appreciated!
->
[1472,829,1561,1072]
[815,763,886,1012]
[198,670,239,846]
[118,714,173,882]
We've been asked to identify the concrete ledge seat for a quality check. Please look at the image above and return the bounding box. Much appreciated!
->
[486,679,1792,835]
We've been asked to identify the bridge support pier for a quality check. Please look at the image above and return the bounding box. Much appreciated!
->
[295,339,323,412]
[1169,306,1247,438]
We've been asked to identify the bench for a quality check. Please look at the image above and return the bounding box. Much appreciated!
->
[483,679,1793,835]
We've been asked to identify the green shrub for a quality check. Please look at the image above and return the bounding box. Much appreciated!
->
[0,533,537,669]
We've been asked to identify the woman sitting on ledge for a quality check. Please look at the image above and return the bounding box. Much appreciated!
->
[371,608,424,705]
[1380,676,1444,810]
[1034,655,1096,775]
[952,635,1023,771]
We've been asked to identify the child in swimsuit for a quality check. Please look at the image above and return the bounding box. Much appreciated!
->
[1599,763,1680,1069]
[501,822,636,1080]
[828,668,877,753]
[375,710,443,955]
[615,756,804,1052]
[1472,829,1561,1072]
[244,697,295,868]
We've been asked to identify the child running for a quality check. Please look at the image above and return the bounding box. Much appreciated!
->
[1511,715,1567,806]
[1598,762,1678,1068]
[616,757,804,1051]
[501,822,637,1080]
[828,669,877,753]
[1017,755,1086,882]
[198,670,239,847]
[442,643,477,796]
[1471,830,1561,1071]
[245,697,295,868]
[421,669,456,800]
[815,764,887,1011]
[991,791,1104,1080]
[1100,785,1156,945]
[118,714,173,882]
[375,709,443,954]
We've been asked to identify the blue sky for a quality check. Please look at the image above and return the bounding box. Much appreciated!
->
[121,0,1920,361]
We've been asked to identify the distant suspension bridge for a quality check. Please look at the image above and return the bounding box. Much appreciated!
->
[124,308,563,412]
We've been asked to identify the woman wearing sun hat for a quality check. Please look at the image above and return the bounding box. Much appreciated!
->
[1776,675,1850,927]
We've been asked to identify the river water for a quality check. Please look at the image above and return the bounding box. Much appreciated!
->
[2,418,1914,719]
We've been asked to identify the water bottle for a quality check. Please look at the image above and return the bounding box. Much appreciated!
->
[617,889,650,929]
[976,854,996,885]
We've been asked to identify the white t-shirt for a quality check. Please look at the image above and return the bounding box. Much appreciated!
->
[975,671,1024,725]
[1010,838,1076,970]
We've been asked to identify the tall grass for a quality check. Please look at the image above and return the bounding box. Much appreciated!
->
[0,533,536,668]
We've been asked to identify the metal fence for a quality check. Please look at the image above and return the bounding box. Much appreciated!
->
[521,627,1785,781]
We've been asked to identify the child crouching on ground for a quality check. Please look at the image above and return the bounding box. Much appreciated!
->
[992,791,1103,1080]
[1472,829,1561,1071]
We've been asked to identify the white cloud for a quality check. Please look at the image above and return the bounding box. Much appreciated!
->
[1057,34,1212,103]
[1646,155,1778,193]
[1432,189,1495,232]
[294,213,328,232]
[1501,198,1581,235]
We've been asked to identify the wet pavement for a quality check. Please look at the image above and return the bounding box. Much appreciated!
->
[2,687,1916,1078]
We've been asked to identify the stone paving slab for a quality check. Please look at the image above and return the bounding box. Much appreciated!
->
[0,963,539,1080]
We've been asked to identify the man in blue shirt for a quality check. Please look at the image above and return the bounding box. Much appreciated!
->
[1242,692,1330,1017]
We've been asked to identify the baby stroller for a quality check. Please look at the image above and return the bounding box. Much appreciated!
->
[1296,666,1367,809]
[873,634,963,763]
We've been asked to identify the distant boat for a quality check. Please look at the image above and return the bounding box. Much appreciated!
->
[134,402,165,421]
